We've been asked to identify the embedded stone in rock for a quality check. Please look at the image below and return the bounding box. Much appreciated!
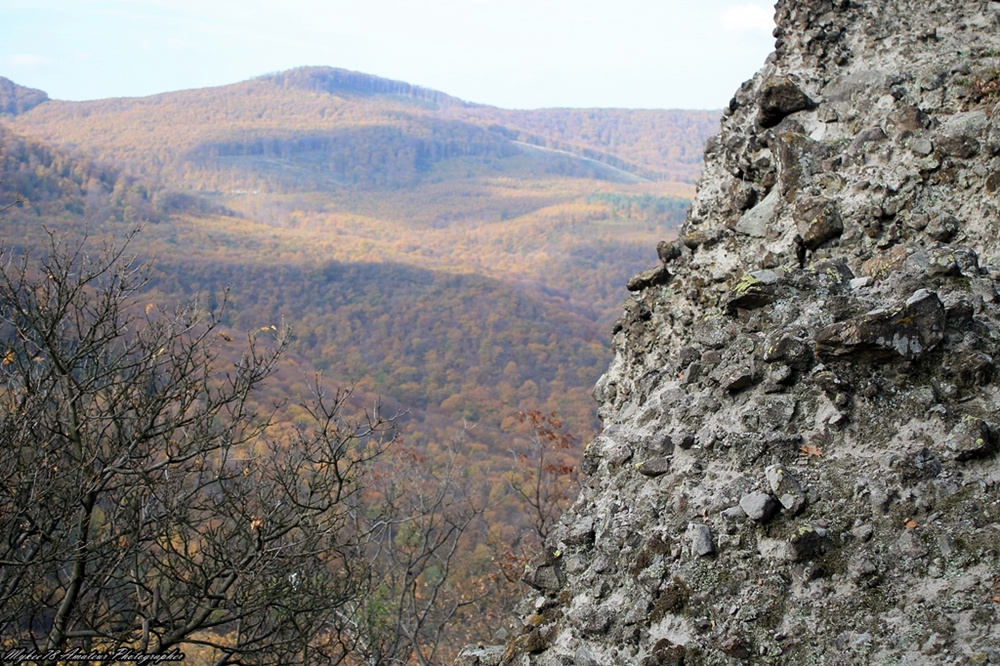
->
[944,417,996,462]
[926,247,962,277]
[776,131,832,198]
[936,132,980,159]
[757,76,814,128]
[522,552,565,593]
[722,368,754,392]
[795,196,843,250]
[813,369,850,399]
[847,126,888,159]
[926,245,979,278]
[454,645,504,666]
[719,635,751,659]
[677,346,701,367]
[751,269,780,285]
[693,319,731,349]
[824,295,861,323]
[681,361,702,385]
[675,432,696,449]
[848,554,878,583]
[568,604,613,636]
[686,523,715,556]
[893,530,929,560]
[641,639,687,666]
[910,137,934,156]
[696,427,716,448]
[986,171,1000,194]
[762,333,814,369]
[926,214,959,242]
[766,464,806,514]
[788,524,828,561]
[683,229,722,250]
[574,644,602,666]
[760,395,798,427]
[606,444,634,467]
[739,492,779,522]
[657,239,683,265]
[815,290,945,362]
[519,627,550,654]
[735,188,779,238]
[726,271,779,314]
[564,517,596,546]
[898,447,943,481]
[861,245,911,279]
[636,456,672,478]
[768,363,794,384]
[626,265,670,292]
[948,350,994,388]
[891,104,929,132]
[701,349,723,367]
[813,259,854,284]
[645,432,675,455]
[850,276,873,289]
[950,246,979,276]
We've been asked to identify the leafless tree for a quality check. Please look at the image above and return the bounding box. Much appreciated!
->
[343,429,489,665]
[506,410,578,544]
[0,228,481,664]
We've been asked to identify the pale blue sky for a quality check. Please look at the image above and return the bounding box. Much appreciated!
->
[2,0,776,109]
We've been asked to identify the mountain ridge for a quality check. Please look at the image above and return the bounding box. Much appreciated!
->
[4,66,719,189]
[0,77,48,116]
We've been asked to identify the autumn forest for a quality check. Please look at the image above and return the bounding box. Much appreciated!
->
[0,68,717,663]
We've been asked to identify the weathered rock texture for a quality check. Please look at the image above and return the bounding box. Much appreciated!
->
[463,0,1000,663]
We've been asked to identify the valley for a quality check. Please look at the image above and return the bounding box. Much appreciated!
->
[0,67,718,657]
[2,67,717,444]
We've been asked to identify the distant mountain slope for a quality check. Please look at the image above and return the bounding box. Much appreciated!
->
[6,67,718,191]
[149,252,607,425]
[449,107,718,184]
[0,123,141,220]
[264,66,471,109]
[0,120,606,426]
[0,77,48,116]
[0,67,718,446]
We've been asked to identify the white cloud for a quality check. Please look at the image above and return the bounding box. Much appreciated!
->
[720,4,774,34]
[9,53,53,67]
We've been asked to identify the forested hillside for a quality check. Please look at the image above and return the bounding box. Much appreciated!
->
[0,77,48,116]
[0,68,718,658]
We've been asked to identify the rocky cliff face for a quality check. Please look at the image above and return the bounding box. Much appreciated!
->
[465,0,1000,664]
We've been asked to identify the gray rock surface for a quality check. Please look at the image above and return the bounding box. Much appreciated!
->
[473,1,1000,664]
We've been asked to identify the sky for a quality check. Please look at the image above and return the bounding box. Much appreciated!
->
[1,0,776,110]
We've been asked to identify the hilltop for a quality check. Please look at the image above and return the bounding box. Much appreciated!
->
[7,66,716,191]
[0,77,48,116]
